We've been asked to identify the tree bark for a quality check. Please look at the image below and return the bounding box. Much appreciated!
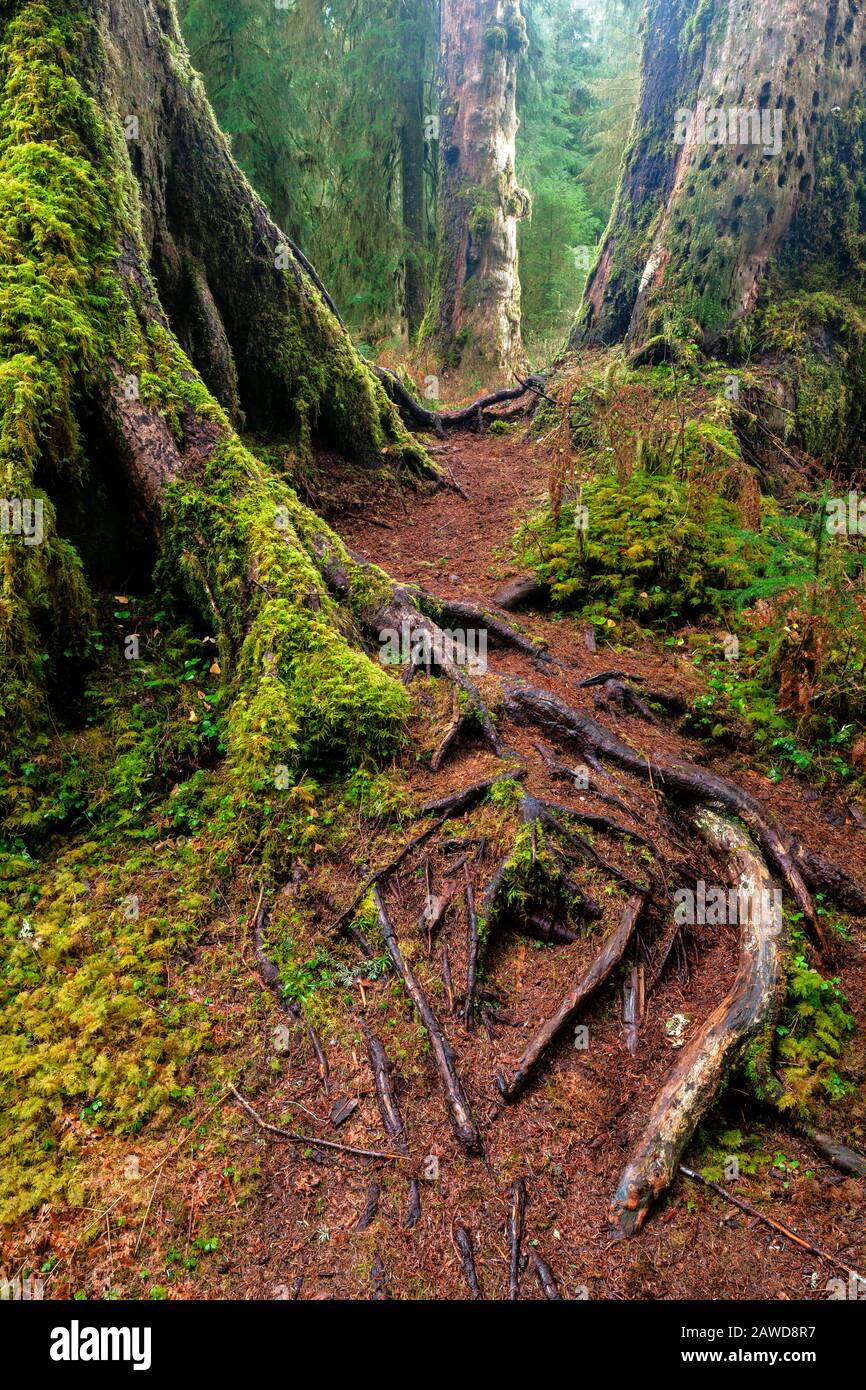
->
[399,0,430,338]
[421,0,530,377]
[572,0,866,350]
[0,0,428,768]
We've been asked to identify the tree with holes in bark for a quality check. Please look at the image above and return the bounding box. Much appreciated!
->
[572,0,866,423]
[420,0,531,378]
[5,0,866,1269]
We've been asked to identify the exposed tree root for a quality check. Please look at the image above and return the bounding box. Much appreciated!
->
[360,1018,409,1157]
[507,1178,526,1300]
[404,1178,422,1229]
[463,866,480,1034]
[529,1248,561,1300]
[502,678,835,955]
[497,895,644,1103]
[372,887,482,1154]
[608,811,786,1237]
[374,368,544,438]
[454,1224,482,1298]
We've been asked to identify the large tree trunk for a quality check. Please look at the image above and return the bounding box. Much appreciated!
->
[573,0,866,352]
[399,0,430,338]
[421,0,530,378]
[0,0,427,766]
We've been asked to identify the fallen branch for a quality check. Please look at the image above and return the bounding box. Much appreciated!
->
[679,1165,866,1284]
[360,1018,409,1156]
[229,1085,397,1161]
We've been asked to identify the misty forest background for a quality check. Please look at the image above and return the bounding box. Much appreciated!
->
[178,0,638,366]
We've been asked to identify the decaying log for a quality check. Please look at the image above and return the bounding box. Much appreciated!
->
[497,895,644,1102]
[608,811,786,1236]
[454,1224,483,1299]
[492,574,546,610]
[360,1018,409,1156]
[529,1247,561,1300]
[507,1178,526,1300]
[805,1131,866,1178]
[372,887,482,1154]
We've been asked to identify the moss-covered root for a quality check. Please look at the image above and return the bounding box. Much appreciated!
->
[608,810,786,1238]
[0,0,429,762]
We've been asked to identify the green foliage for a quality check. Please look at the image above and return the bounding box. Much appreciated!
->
[522,467,756,629]
[178,0,438,340]
[517,0,638,351]
[773,923,854,1115]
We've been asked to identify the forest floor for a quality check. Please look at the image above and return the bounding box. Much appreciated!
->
[8,415,865,1303]
[215,420,866,1300]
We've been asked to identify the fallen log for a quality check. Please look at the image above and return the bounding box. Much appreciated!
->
[372,886,482,1154]
[608,811,786,1236]
[496,895,644,1102]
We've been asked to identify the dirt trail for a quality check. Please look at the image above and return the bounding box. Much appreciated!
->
[224,426,866,1301]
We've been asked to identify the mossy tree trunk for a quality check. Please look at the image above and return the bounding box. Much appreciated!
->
[399,0,430,339]
[420,0,530,378]
[0,0,429,774]
[572,0,866,351]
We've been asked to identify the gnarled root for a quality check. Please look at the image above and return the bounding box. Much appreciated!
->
[608,810,786,1237]
[502,677,834,956]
